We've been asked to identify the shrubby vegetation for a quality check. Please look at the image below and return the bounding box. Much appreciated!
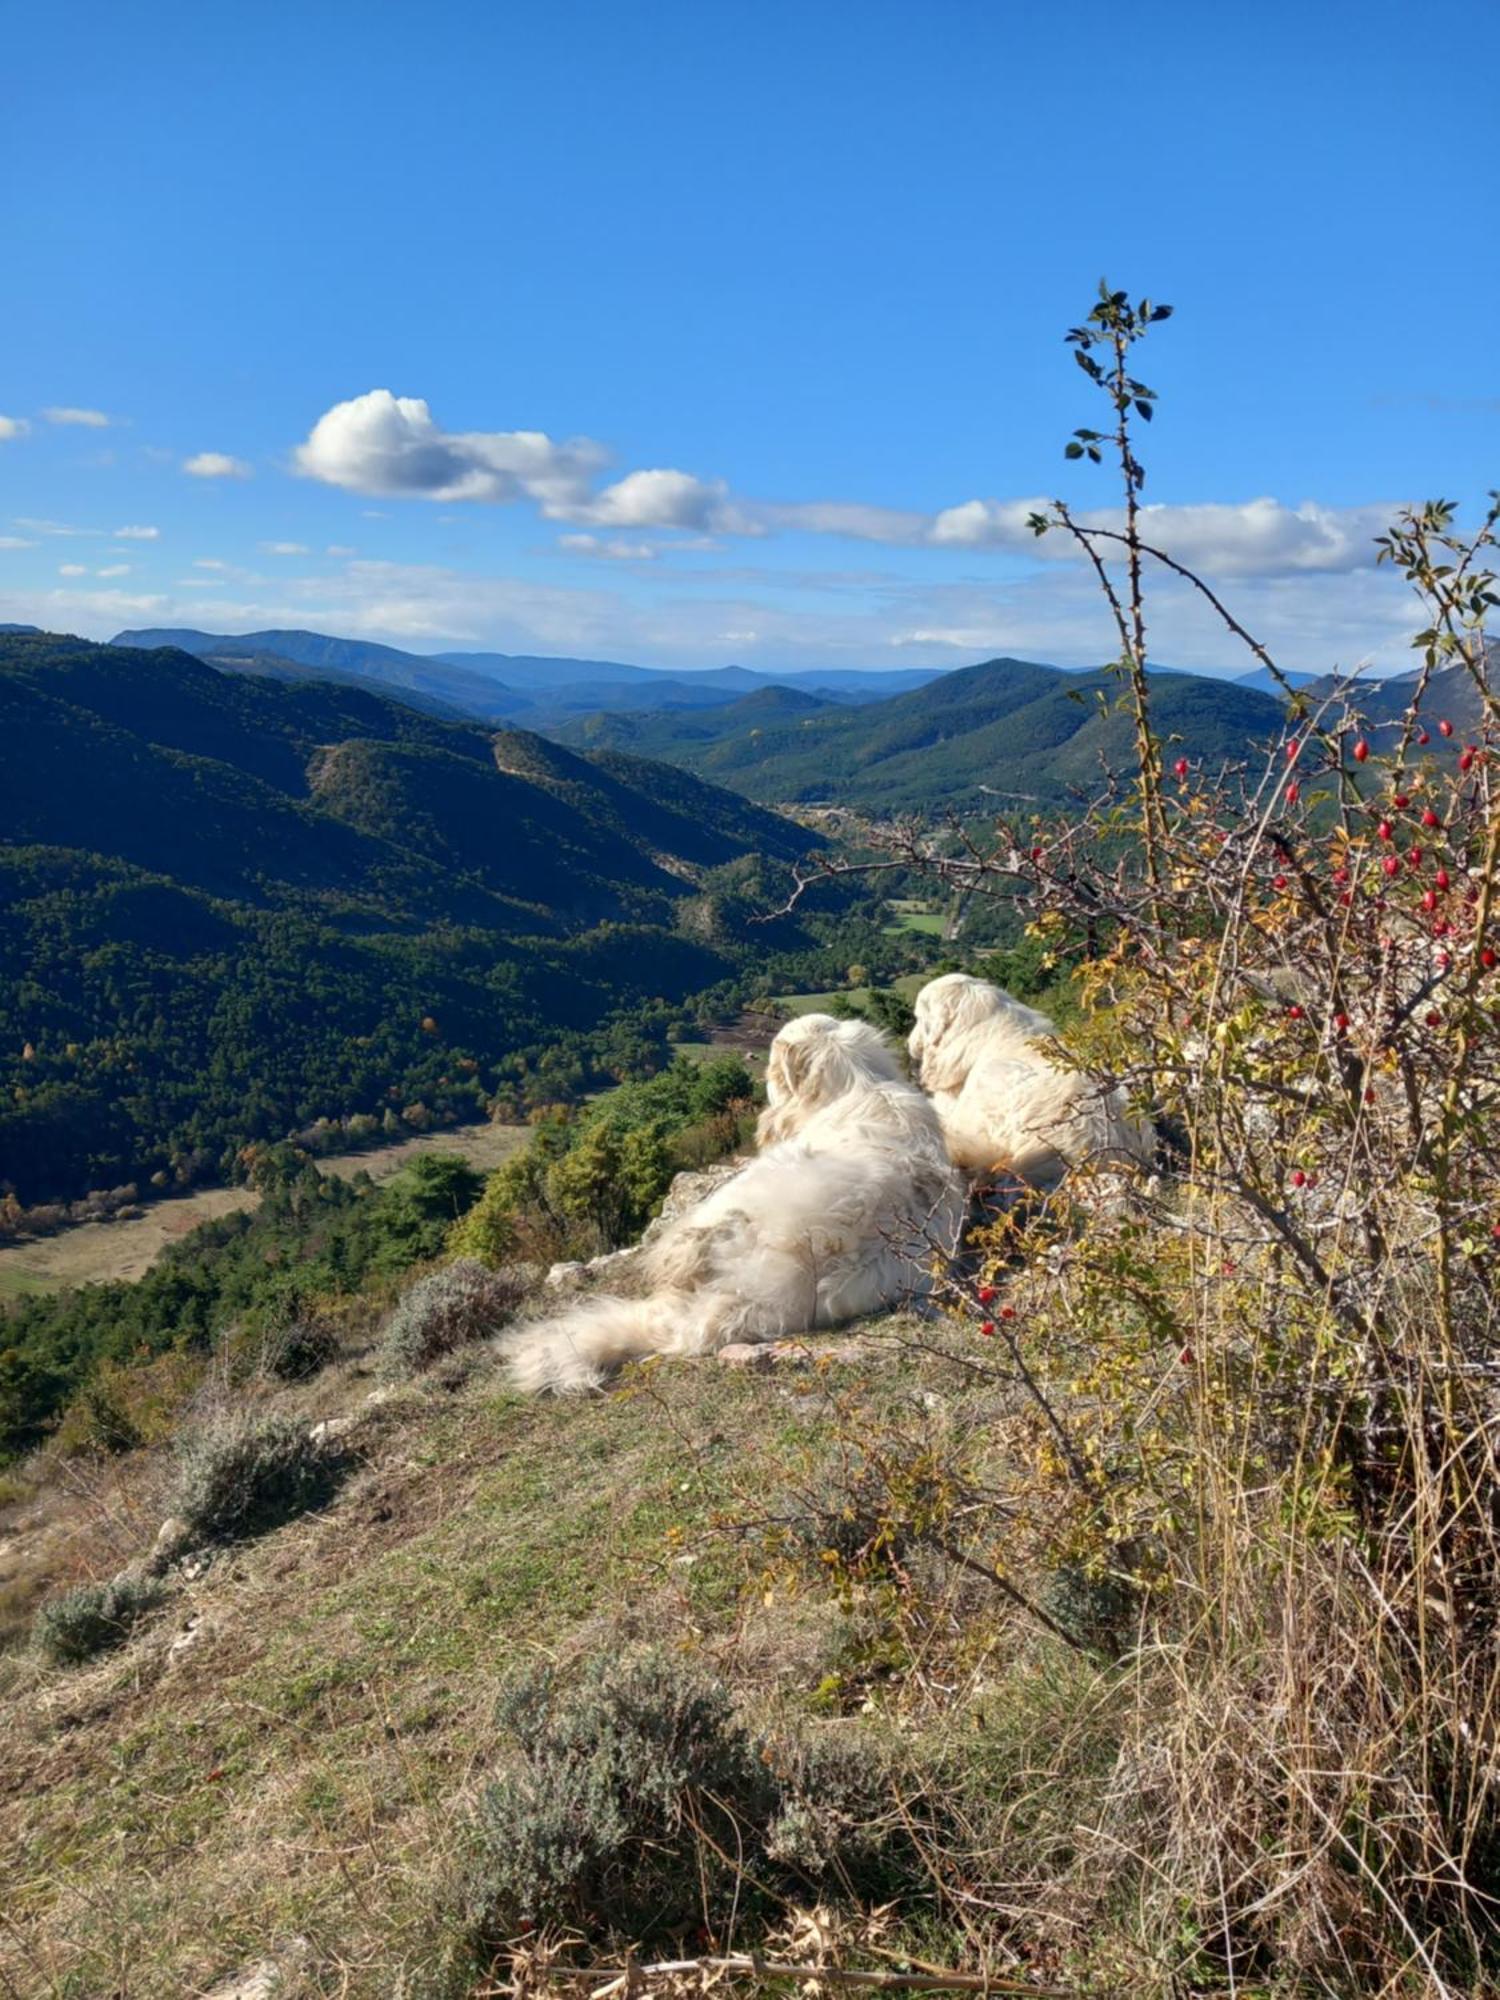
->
[256,1305,342,1383]
[0,1149,487,1460]
[780,286,1500,1991]
[379,1259,527,1376]
[169,1409,353,1549]
[31,1572,163,1666]
[464,1650,910,1954]
[0,1059,760,1460]
[452,1054,758,1266]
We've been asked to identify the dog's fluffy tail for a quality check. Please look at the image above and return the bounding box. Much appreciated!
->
[503,1287,730,1395]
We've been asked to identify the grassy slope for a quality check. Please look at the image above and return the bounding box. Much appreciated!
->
[772,972,929,1015]
[0,1330,979,1998]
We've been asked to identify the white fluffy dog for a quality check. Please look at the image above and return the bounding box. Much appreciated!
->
[505,1014,963,1394]
[909,972,1152,1188]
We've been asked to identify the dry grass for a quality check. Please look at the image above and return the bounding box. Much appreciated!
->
[0,1335,923,1998]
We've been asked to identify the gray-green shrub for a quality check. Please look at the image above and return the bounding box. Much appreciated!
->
[170,1410,351,1547]
[465,1649,912,1951]
[380,1259,526,1376]
[33,1571,163,1665]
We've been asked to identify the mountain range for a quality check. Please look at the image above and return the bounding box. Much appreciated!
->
[548,654,1495,810]
[0,631,852,1206]
[8,616,1481,1201]
[111,627,944,728]
[549,655,1296,808]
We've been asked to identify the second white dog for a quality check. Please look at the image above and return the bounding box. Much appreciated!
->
[505,1013,964,1394]
[909,972,1151,1187]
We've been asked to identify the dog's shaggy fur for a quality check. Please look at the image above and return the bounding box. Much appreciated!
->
[505,1014,963,1394]
[755,1009,906,1146]
[909,972,1152,1187]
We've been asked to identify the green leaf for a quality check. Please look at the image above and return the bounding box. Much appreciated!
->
[1136,400,1154,421]
[1064,442,1084,460]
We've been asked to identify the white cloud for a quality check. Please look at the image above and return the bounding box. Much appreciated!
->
[2,584,172,626]
[0,416,29,441]
[750,488,1394,579]
[559,533,663,562]
[927,494,1394,576]
[571,468,753,533]
[0,536,37,550]
[1123,498,1395,576]
[16,518,159,542]
[260,541,310,556]
[57,563,88,577]
[96,564,131,578]
[43,406,111,428]
[291,387,1401,585]
[769,499,931,543]
[294,389,607,507]
[194,558,230,570]
[928,498,1052,548]
[326,544,356,557]
[183,451,252,479]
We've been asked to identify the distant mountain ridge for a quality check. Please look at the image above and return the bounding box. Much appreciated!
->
[110,626,945,726]
[553,654,1294,809]
[113,627,535,723]
[104,622,1485,815]
[433,647,945,699]
[555,648,1500,810]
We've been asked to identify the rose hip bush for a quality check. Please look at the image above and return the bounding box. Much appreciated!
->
[780,290,1500,1990]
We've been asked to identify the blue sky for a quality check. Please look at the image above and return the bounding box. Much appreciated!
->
[3,0,1497,676]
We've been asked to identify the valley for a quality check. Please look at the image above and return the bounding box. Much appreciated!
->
[0,1119,532,1298]
[0,630,899,1211]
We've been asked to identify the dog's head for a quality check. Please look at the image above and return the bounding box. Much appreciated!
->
[759,1013,901,1144]
[908,974,1054,1094]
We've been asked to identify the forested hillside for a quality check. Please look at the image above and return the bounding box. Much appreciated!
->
[0,633,878,1207]
[555,653,1290,806]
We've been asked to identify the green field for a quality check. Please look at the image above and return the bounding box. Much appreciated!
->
[770,972,928,1016]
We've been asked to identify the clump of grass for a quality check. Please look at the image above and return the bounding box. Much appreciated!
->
[380,1259,527,1376]
[170,1410,353,1548]
[33,1571,164,1666]
[464,1648,915,1955]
